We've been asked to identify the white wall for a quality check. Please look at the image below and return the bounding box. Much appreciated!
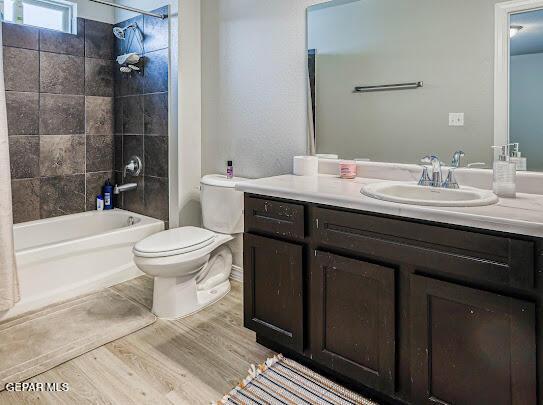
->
[73,0,115,23]
[113,0,169,23]
[201,0,327,179]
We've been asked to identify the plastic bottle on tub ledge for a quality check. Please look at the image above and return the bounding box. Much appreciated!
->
[103,179,114,210]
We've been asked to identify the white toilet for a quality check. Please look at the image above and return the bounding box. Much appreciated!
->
[133,174,247,319]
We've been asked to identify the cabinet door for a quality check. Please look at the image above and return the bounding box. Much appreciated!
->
[243,233,304,352]
[310,251,396,394]
[410,274,536,405]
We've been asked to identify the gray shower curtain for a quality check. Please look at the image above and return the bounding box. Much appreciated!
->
[0,28,20,311]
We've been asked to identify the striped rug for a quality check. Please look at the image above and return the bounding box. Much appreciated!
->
[216,354,378,405]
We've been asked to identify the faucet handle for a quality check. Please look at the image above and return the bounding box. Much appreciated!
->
[421,155,432,164]
[418,164,432,186]
[442,168,460,189]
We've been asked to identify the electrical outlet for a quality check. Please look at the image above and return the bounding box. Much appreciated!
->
[449,113,464,127]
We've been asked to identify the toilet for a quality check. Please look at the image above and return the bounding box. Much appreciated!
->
[133,174,247,319]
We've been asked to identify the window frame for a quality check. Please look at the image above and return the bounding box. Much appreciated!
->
[5,0,77,34]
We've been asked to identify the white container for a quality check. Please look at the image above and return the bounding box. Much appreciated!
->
[5,210,164,322]
[293,156,319,176]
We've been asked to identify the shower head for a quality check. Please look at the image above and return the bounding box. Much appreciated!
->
[113,27,126,40]
[113,23,138,40]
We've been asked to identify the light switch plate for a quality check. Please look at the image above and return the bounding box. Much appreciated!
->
[449,113,464,126]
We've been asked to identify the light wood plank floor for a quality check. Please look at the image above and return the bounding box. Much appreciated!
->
[0,277,275,405]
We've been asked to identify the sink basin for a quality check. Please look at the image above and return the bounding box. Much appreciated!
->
[361,182,499,207]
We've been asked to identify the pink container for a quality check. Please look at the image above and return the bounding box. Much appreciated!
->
[339,161,357,179]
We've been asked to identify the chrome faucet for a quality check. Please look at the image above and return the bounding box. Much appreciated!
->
[123,155,142,178]
[115,156,142,196]
[420,155,442,187]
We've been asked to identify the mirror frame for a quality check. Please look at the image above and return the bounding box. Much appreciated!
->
[494,0,543,150]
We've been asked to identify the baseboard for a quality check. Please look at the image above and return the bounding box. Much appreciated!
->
[230,265,243,283]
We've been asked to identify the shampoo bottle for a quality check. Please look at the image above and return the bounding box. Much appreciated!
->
[492,145,516,198]
[103,179,113,210]
[96,195,104,211]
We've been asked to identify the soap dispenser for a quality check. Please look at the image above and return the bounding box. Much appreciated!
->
[510,143,527,171]
[491,144,516,198]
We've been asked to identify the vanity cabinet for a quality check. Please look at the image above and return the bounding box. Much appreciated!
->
[410,274,536,405]
[310,251,396,394]
[243,194,540,404]
[243,233,304,352]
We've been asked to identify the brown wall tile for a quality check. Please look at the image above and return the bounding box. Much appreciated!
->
[40,94,85,135]
[40,52,84,95]
[6,92,39,135]
[85,96,114,135]
[9,136,39,179]
[40,175,85,218]
[40,135,85,177]
[11,178,40,223]
[144,176,168,221]
[3,46,39,92]
[39,19,85,56]
[2,23,39,50]
[87,135,114,172]
[85,58,114,97]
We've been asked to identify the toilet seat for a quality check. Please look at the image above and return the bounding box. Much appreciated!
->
[133,226,216,258]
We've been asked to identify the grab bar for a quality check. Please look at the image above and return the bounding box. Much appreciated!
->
[354,81,423,93]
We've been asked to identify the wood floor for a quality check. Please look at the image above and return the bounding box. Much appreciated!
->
[0,277,275,405]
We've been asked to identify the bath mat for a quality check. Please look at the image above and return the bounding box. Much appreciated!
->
[0,289,156,390]
[216,354,378,405]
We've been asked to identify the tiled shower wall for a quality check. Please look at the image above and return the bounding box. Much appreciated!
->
[5,5,169,224]
[113,6,170,224]
[4,19,115,223]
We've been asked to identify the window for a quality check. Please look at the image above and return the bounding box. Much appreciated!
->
[2,0,77,34]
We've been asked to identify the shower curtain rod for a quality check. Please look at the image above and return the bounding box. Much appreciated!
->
[89,0,166,19]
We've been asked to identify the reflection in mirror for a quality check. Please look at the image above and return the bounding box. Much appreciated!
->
[307,0,542,171]
[509,9,543,171]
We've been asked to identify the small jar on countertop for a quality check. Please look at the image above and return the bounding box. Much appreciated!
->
[339,161,357,179]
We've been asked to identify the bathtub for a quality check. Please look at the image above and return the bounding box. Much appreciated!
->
[1,209,164,321]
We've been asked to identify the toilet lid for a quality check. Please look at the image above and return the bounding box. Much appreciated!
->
[134,227,216,256]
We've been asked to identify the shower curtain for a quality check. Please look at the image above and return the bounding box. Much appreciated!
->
[0,28,20,311]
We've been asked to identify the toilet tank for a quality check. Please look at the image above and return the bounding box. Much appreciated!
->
[201,174,248,234]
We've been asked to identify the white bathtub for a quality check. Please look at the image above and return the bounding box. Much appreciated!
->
[1,209,164,321]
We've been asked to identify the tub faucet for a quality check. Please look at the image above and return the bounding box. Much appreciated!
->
[114,183,137,194]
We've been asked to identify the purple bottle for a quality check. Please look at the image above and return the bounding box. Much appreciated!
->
[226,160,234,179]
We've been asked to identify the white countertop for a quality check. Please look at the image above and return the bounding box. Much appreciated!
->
[236,175,543,238]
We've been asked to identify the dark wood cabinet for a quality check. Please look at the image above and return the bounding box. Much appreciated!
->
[243,194,541,404]
[310,251,396,394]
[410,274,537,405]
[243,233,304,352]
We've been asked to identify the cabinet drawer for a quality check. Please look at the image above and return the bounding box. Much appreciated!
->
[313,207,535,290]
[245,195,305,240]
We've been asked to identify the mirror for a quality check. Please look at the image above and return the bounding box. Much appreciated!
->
[307,0,543,171]
[509,9,543,171]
